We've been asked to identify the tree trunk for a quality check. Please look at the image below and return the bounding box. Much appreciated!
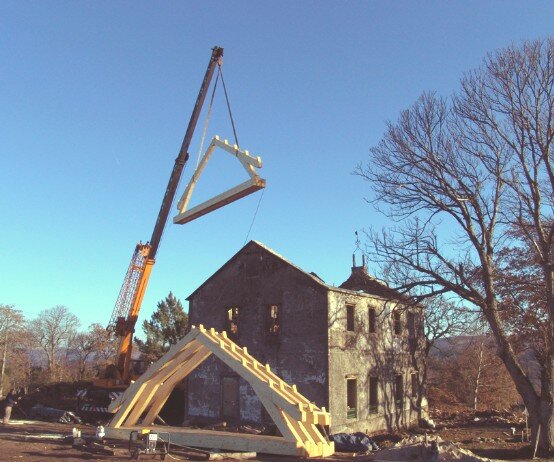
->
[483,303,545,448]
[539,258,553,452]
[473,340,484,411]
[538,358,553,452]
[0,330,8,396]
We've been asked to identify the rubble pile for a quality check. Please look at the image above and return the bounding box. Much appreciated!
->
[439,441,495,462]
[375,435,496,462]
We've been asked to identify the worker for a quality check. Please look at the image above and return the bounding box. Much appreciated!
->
[2,390,17,424]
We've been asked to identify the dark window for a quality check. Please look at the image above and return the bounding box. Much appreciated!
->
[346,378,357,419]
[393,311,402,335]
[369,376,379,414]
[267,304,280,338]
[368,307,376,333]
[226,307,239,339]
[407,312,416,339]
[411,372,419,399]
[395,374,404,408]
[346,304,355,331]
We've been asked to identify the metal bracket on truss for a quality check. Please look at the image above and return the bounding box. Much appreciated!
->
[173,136,266,225]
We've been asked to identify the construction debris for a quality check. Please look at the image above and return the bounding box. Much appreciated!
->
[330,432,380,453]
[29,403,82,424]
[373,435,496,462]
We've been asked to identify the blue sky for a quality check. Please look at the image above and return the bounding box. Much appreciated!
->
[1,1,553,332]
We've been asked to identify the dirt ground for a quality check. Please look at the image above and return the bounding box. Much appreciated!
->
[0,420,129,462]
[0,419,550,462]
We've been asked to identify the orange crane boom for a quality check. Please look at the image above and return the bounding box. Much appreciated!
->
[105,46,224,384]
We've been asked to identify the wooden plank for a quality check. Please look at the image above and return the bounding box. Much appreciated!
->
[251,384,298,443]
[213,136,262,168]
[122,381,161,427]
[110,380,150,428]
[107,326,333,458]
[109,341,198,415]
[173,178,265,225]
[198,330,331,425]
[141,346,211,425]
[122,343,206,426]
[176,141,217,212]
[149,342,205,382]
[194,333,303,422]
[109,331,200,412]
[105,426,309,457]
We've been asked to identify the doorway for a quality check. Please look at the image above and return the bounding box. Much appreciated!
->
[221,375,240,421]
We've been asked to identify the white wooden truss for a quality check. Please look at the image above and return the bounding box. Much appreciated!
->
[173,136,266,225]
[106,325,334,458]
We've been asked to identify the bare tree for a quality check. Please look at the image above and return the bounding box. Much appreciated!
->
[402,295,475,417]
[70,323,117,380]
[29,305,80,381]
[0,305,25,396]
[357,39,554,452]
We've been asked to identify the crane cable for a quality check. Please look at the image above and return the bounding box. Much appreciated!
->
[194,69,220,168]
[218,63,240,147]
[192,62,264,245]
[157,67,221,256]
[216,63,266,242]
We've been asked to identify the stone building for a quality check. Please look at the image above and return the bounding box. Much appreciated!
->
[185,240,426,433]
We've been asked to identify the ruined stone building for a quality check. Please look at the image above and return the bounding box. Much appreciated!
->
[185,240,426,433]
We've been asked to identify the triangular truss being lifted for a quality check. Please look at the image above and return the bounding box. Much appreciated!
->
[106,325,334,458]
[173,136,266,225]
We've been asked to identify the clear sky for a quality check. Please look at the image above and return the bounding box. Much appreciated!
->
[1,1,553,332]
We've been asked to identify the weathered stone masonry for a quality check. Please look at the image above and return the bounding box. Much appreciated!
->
[186,240,426,433]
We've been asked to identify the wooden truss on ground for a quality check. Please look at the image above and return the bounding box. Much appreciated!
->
[106,325,334,458]
[173,136,266,225]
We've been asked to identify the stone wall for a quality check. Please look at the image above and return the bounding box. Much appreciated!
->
[327,289,422,433]
[186,242,329,425]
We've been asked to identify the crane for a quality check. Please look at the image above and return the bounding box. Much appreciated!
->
[101,46,224,386]
[78,47,265,419]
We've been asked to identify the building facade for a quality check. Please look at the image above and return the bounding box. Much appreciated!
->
[185,241,426,433]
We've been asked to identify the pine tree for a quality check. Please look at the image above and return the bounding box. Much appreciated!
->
[136,292,189,362]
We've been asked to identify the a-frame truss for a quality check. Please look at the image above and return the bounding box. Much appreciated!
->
[106,325,334,458]
[173,136,266,225]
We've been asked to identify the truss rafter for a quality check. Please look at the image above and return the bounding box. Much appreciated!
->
[106,325,334,458]
[173,136,266,225]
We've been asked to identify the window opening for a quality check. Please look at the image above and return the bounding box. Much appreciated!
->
[346,378,357,419]
[407,312,416,338]
[393,311,402,335]
[267,304,280,338]
[346,304,355,332]
[411,372,419,398]
[395,374,404,408]
[369,376,379,414]
[368,307,376,333]
[226,307,239,338]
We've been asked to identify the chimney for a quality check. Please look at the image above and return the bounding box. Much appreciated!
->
[351,253,368,276]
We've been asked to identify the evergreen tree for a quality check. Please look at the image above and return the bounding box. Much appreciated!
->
[136,292,189,362]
